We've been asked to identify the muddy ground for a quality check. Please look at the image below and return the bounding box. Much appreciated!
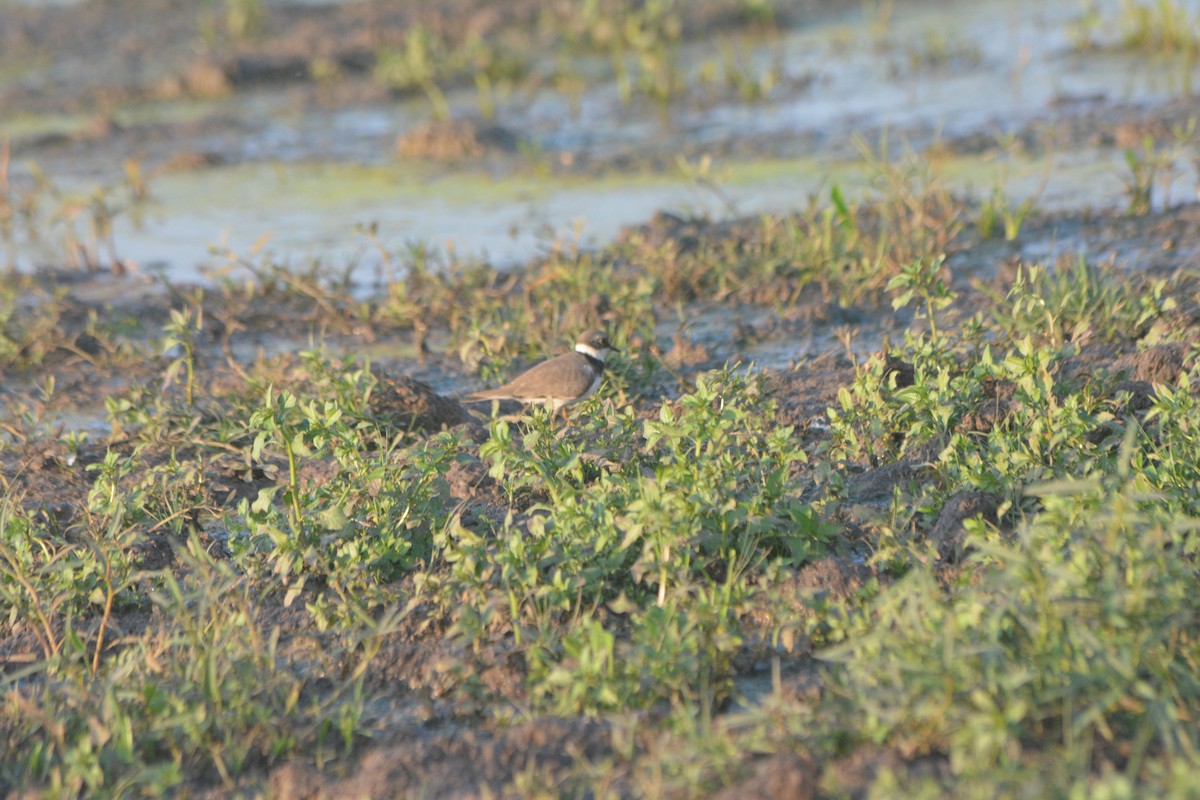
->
[3,0,1200,797]
[3,198,1199,797]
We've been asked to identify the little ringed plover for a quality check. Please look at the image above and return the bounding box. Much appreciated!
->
[464,330,618,417]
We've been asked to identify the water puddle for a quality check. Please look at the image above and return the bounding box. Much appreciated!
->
[82,147,1191,289]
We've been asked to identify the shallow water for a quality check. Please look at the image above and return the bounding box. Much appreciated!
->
[92,146,1196,289]
[5,0,1198,284]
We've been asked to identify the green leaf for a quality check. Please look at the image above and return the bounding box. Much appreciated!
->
[607,591,639,615]
[892,289,915,310]
[290,432,314,457]
[318,506,349,531]
[252,485,280,513]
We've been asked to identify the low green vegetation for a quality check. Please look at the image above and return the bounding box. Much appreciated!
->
[372,0,790,117]
[373,25,528,121]
[1074,0,1200,60]
[200,0,269,46]
[3,149,1200,797]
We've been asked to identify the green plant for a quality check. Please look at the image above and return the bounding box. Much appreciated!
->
[162,306,203,408]
[0,280,69,370]
[374,26,452,120]
[0,457,141,667]
[1,540,376,796]
[977,187,1035,241]
[827,352,902,468]
[823,472,1200,780]
[887,255,955,341]
[1133,369,1200,518]
[1119,0,1200,56]
[1071,0,1200,58]
[698,42,781,102]
[198,0,268,46]
[1123,135,1163,215]
[431,367,833,722]
[247,387,312,528]
[562,0,684,109]
[235,390,458,626]
[373,27,525,121]
[990,259,1174,347]
[904,28,982,72]
[222,0,267,40]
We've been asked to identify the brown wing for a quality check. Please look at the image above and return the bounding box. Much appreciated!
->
[468,352,599,401]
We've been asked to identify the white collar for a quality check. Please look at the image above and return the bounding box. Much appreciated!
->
[576,343,606,361]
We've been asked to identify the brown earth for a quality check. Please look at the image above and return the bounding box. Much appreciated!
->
[5,198,1198,794]
[4,1,1200,793]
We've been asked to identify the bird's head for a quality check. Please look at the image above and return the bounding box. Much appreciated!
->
[575,329,618,360]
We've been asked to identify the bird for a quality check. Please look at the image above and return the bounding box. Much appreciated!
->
[463,330,618,418]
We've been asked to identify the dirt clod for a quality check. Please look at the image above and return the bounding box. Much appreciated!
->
[268,717,613,799]
[711,752,818,800]
[396,118,522,161]
[368,371,473,432]
[1114,342,1189,385]
[795,557,875,604]
[930,490,1003,563]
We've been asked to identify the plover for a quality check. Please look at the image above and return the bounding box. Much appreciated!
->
[464,330,618,417]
